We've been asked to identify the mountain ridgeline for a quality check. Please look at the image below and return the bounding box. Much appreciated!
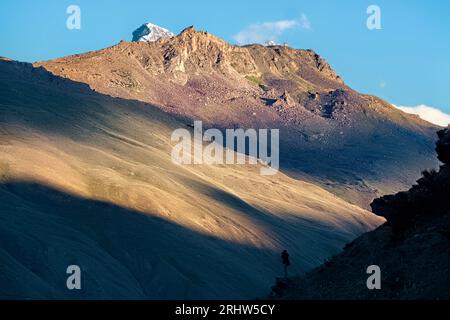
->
[37,25,439,208]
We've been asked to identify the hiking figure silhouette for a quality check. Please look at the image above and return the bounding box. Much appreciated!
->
[281,250,290,278]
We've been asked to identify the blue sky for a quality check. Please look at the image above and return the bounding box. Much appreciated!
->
[1,0,449,116]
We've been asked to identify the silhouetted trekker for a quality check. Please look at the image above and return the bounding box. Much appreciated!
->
[281,250,290,278]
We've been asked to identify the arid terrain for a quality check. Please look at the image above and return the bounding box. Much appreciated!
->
[38,27,439,208]
[271,129,450,300]
[0,26,441,299]
[0,59,382,299]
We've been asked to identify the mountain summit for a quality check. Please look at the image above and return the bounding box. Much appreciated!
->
[132,22,175,42]
[38,26,438,208]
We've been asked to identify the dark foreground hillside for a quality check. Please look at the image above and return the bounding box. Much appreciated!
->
[271,128,450,300]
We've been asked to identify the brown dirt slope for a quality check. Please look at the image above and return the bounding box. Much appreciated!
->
[0,59,383,299]
[37,26,439,208]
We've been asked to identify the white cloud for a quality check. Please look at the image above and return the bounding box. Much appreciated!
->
[233,15,311,45]
[299,13,311,30]
[394,104,450,127]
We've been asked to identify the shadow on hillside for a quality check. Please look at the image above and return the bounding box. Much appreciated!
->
[0,59,189,140]
[177,175,364,243]
[0,179,285,300]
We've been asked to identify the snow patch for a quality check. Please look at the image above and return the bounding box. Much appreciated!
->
[132,22,175,42]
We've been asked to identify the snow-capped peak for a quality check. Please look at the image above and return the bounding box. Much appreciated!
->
[132,22,175,42]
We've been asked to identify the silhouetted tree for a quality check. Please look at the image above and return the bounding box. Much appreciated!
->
[371,128,450,240]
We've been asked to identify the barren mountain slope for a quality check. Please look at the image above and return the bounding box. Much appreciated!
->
[38,27,439,208]
[0,59,383,299]
[271,129,450,300]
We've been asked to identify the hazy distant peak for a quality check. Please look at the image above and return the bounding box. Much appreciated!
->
[132,22,175,42]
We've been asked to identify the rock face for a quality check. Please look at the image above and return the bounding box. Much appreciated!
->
[132,22,175,42]
[38,26,439,208]
[271,129,450,300]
